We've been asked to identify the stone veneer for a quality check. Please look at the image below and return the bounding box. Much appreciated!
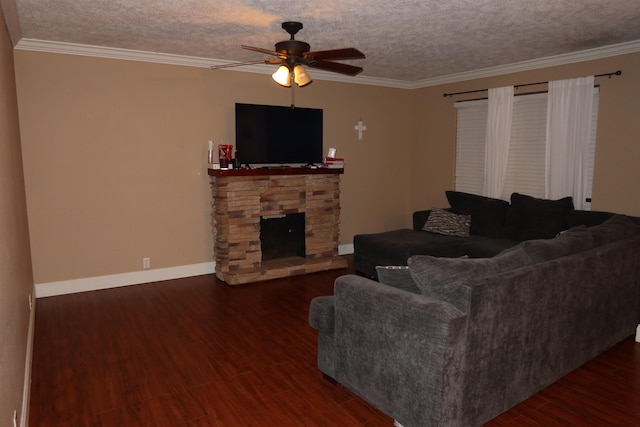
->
[209,168,347,284]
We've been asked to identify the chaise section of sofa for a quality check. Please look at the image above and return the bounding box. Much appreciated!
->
[353,191,619,279]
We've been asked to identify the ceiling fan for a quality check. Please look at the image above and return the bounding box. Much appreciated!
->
[211,21,365,88]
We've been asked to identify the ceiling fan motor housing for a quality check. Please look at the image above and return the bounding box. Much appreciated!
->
[275,40,310,57]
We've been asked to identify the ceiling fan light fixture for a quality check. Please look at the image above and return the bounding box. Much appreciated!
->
[272,65,291,87]
[293,65,312,87]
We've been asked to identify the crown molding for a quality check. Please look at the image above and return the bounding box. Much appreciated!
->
[410,39,640,89]
[15,38,640,90]
[14,38,413,89]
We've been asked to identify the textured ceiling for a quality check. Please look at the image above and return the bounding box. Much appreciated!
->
[13,0,640,82]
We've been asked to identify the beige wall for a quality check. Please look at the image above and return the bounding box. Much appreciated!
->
[0,5,34,426]
[14,51,413,284]
[13,48,640,286]
[409,53,640,216]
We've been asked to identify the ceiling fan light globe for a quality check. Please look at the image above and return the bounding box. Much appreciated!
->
[272,65,291,87]
[293,65,313,87]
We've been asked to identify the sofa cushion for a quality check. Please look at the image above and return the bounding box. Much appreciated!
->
[567,209,615,228]
[445,190,510,238]
[456,235,519,258]
[422,208,471,237]
[412,210,432,231]
[519,225,594,263]
[375,266,421,293]
[407,245,531,309]
[355,229,466,263]
[589,215,640,246]
[505,193,574,241]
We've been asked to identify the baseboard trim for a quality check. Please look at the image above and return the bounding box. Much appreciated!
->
[20,285,36,427]
[34,262,216,298]
[35,246,354,298]
[339,243,354,255]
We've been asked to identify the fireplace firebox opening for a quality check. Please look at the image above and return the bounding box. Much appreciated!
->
[260,213,306,261]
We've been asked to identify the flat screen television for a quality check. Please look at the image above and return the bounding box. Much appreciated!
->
[235,103,323,166]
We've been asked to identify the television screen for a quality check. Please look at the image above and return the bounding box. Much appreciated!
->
[235,103,323,165]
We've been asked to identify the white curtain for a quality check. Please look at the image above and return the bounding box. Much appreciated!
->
[483,86,514,198]
[545,76,595,209]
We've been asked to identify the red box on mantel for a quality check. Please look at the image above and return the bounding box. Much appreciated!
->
[323,157,345,169]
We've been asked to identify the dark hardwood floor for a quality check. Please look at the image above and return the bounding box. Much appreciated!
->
[30,255,640,426]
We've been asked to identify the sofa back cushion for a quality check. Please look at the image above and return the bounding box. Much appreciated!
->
[505,193,574,241]
[519,225,594,263]
[375,265,421,293]
[588,215,640,246]
[445,190,510,238]
[407,245,531,310]
[567,209,615,228]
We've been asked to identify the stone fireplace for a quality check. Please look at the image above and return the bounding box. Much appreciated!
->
[209,168,347,285]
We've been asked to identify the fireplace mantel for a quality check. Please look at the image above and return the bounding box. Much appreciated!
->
[209,167,347,284]
[208,166,344,177]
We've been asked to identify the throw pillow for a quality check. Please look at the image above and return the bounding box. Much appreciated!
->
[519,225,594,263]
[407,245,531,306]
[588,215,640,246]
[445,190,510,238]
[505,193,574,241]
[422,208,471,237]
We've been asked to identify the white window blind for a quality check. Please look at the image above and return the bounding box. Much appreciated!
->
[455,99,486,196]
[502,93,547,199]
[454,90,599,208]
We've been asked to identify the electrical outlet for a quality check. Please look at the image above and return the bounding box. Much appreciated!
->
[143,257,150,269]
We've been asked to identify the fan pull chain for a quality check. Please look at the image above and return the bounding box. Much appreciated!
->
[290,74,296,108]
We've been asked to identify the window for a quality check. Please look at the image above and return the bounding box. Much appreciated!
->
[454,90,599,209]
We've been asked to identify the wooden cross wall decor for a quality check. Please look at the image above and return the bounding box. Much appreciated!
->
[354,120,367,140]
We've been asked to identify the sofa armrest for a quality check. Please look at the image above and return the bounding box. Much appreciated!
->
[309,295,335,334]
[331,274,467,426]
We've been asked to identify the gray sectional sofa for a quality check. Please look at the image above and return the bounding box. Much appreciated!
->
[310,203,640,426]
[354,191,616,279]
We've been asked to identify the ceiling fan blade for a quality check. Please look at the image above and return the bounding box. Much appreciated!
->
[307,60,363,76]
[305,48,365,61]
[210,59,281,70]
[241,45,287,59]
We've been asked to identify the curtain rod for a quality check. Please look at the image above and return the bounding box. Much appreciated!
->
[442,70,621,98]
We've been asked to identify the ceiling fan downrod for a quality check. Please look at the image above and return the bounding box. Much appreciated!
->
[282,21,303,39]
[276,21,310,56]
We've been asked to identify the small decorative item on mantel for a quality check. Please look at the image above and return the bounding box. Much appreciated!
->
[208,140,220,169]
[323,157,345,168]
[323,147,344,169]
[218,143,232,169]
[207,140,214,164]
